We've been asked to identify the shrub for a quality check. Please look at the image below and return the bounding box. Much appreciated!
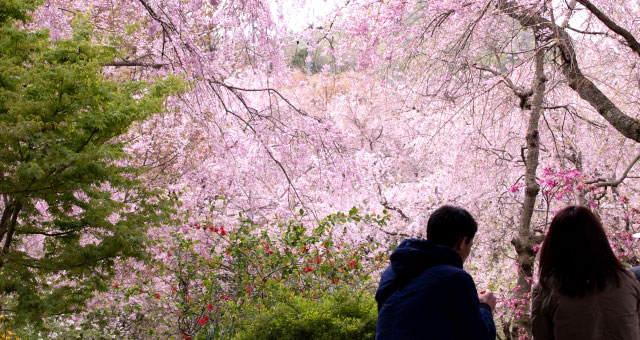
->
[233,288,377,340]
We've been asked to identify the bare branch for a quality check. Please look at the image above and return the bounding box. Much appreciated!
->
[105,61,168,69]
[17,230,76,237]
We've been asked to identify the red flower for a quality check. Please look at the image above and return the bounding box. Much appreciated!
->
[304,265,313,273]
[198,315,208,326]
[207,303,214,310]
[348,261,358,268]
[112,281,119,288]
[268,250,274,255]
[315,255,321,264]
[245,285,251,294]
[219,227,227,236]
[155,292,161,299]
[186,297,192,303]
[196,224,201,230]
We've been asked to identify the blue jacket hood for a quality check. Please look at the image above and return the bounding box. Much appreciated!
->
[376,238,462,308]
[390,238,463,276]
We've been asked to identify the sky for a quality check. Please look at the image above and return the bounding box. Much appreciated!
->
[272,0,341,32]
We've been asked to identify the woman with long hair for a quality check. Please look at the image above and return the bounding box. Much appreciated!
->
[532,206,640,340]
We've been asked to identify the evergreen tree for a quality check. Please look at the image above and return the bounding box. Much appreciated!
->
[0,0,182,328]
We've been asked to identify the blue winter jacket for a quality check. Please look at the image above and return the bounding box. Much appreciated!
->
[376,238,496,340]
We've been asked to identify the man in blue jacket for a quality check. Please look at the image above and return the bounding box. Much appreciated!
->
[376,205,496,340]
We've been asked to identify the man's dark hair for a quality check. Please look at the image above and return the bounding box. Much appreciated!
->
[539,206,625,297]
[426,205,477,248]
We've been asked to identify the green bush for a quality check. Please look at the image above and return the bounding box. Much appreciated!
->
[233,288,377,340]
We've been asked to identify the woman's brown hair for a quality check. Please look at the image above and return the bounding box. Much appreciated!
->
[538,206,626,297]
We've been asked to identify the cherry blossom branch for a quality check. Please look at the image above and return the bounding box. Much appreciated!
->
[575,0,640,58]
[381,201,410,222]
[378,227,411,238]
[263,145,317,221]
[586,152,640,188]
[208,80,320,121]
[452,2,491,56]
[565,26,607,36]
[559,0,577,28]
[496,0,640,143]
[470,63,533,106]
[137,0,177,36]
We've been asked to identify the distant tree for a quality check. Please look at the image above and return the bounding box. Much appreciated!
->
[0,0,182,328]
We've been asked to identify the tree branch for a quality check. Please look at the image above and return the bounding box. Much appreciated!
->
[496,0,640,143]
[17,230,76,237]
[0,201,23,269]
[263,145,317,221]
[471,63,533,108]
[105,60,168,69]
[377,184,410,222]
[565,25,607,36]
[559,0,577,28]
[0,202,15,244]
[575,0,640,58]
[586,152,640,188]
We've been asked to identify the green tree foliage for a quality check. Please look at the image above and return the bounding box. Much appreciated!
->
[233,288,377,340]
[0,0,182,328]
[290,42,337,74]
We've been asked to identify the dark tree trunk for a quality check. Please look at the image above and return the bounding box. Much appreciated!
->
[508,42,546,339]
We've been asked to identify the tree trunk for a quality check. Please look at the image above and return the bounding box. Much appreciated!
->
[509,42,546,339]
[0,200,22,269]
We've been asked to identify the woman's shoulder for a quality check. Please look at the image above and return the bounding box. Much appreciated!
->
[532,281,557,307]
[618,269,640,293]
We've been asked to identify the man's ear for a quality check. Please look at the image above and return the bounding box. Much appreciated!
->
[453,237,465,251]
